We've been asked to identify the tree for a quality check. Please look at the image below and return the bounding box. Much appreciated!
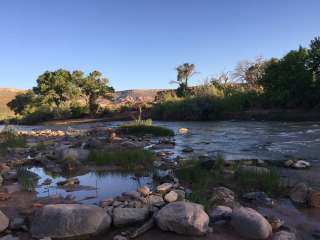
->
[79,70,114,114]
[233,56,266,87]
[33,69,81,108]
[308,36,320,82]
[260,47,314,107]
[7,90,37,115]
[174,63,196,97]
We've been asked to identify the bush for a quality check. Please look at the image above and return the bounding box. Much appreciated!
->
[119,123,174,137]
[0,126,26,153]
[88,148,156,170]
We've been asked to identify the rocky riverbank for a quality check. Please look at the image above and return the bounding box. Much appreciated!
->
[0,126,319,239]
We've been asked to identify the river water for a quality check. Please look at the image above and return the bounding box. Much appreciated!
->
[2,121,320,204]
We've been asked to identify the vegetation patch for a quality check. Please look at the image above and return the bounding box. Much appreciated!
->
[118,119,174,137]
[176,156,283,209]
[88,148,156,170]
[0,126,26,154]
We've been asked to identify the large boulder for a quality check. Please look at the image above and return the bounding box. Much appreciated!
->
[113,208,150,227]
[308,189,320,208]
[30,204,111,239]
[230,207,272,239]
[0,211,9,233]
[155,202,209,236]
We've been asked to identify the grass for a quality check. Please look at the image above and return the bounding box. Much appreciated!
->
[175,155,283,209]
[118,119,174,137]
[88,148,156,170]
[234,166,283,196]
[0,125,26,154]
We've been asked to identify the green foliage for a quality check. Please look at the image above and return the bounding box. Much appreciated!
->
[16,167,39,191]
[119,123,174,137]
[88,148,156,170]
[308,37,320,82]
[174,63,196,97]
[0,125,26,153]
[260,48,315,108]
[7,90,37,115]
[235,166,282,196]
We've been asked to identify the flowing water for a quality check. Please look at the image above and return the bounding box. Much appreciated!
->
[2,121,320,203]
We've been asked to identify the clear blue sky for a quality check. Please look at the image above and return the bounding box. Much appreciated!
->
[0,0,319,90]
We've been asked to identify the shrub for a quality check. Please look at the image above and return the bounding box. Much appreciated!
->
[0,125,26,153]
[88,148,156,170]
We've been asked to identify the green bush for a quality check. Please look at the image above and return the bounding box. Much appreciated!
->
[88,148,156,170]
[118,122,174,137]
[0,126,26,153]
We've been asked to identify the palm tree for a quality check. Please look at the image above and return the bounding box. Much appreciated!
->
[174,63,196,96]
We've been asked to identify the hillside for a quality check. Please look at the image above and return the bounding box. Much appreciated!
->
[0,88,23,119]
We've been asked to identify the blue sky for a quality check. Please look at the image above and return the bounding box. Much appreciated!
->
[0,0,319,90]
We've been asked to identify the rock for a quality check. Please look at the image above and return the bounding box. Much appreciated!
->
[0,175,3,186]
[130,217,155,238]
[0,210,9,233]
[113,235,128,240]
[58,147,89,162]
[155,202,209,236]
[272,230,296,240]
[2,171,17,181]
[100,198,114,208]
[210,187,235,207]
[156,183,173,193]
[173,189,185,201]
[57,178,80,187]
[179,128,189,134]
[284,160,294,168]
[164,191,178,203]
[0,235,19,240]
[0,164,10,174]
[243,192,274,206]
[312,229,320,239]
[122,191,141,200]
[182,147,194,153]
[290,182,309,204]
[138,186,151,196]
[209,205,232,223]
[30,204,111,239]
[308,189,320,208]
[266,216,284,231]
[146,195,165,207]
[230,207,272,239]
[113,208,149,227]
[292,160,311,169]
[9,217,25,230]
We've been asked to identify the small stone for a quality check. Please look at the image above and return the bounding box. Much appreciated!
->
[173,190,185,201]
[138,186,151,196]
[146,195,165,207]
[156,183,173,193]
[113,201,123,207]
[182,147,193,153]
[210,187,235,207]
[57,178,80,186]
[308,189,320,208]
[164,191,178,203]
[266,216,284,231]
[100,198,114,208]
[284,160,294,167]
[113,235,128,240]
[292,160,311,169]
[290,182,309,204]
[272,230,296,240]
[179,128,189,134]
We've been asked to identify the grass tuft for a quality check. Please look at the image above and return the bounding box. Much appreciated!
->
[0,125,26,154]
[119,122,174,137]
[88,148,156,170]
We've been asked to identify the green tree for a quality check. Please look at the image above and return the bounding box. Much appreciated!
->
[7,90,37,115]
[308,36,320,82]
[260,47,314,107]
[174,63,196,97]
[79,70,114,114]
[33,69,81,108]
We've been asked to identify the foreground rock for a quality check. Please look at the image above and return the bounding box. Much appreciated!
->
[113,208,149,227]
[210,187,235,207]
[272,231,296,240]
[290,182,309,204]
[31,204,111,239]
[155,202,209,236]
[230,207,272,239]
[0,211,9,233]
